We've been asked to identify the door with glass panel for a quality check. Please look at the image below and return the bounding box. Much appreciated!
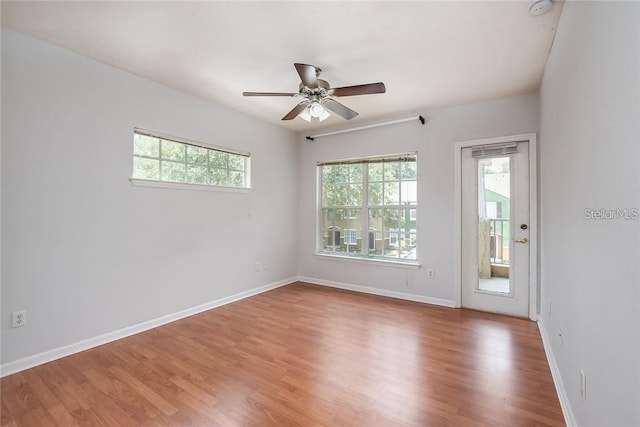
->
[461,142,529,317]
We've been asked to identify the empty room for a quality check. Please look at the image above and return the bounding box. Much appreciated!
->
[1,1,638,426]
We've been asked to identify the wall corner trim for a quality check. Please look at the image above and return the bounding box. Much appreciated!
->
[0,278,296,378]
[537,318,577,427]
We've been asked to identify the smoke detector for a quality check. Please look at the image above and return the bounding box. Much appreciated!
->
[528,0,553,16]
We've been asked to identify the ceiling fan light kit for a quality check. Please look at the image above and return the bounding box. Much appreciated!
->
[243,63,386,122]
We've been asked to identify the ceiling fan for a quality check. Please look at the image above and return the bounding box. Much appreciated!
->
[243,63,386,122]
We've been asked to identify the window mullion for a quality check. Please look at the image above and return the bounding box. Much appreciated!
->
[362,163,369,256]
[158,140,163,180]
[183,145,188,182]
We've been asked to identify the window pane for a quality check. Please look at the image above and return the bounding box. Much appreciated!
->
[384,182,400,205]
[161,140,185,161]
[401,181,417,204]
[343,229,360,255]
[323,165,336,184]
[322,208,362,254]
[344,230,358,245]
[349,164,363,182]
[229,171,244,187]
[368,183,383,205]
[323,208,341,251]
[186,145,208,165]
[334,184,348,207]
[133,156,159,180]
[333,165,349,183]
[383,209,404,229]
[134,134,160,158]
[369,208,382,221]
[210,151,228,168]
[162,161,186,182]
[209,168,228,185]
[368,163,383,182]
[348,184,363,206]
[405,243,417,260]
[384,162,400,180]
[322,183,336,207]
[401,161,417,179]
[228,154,245,171]
[344,208,360,219]
[186,164,208,184]
[325,208,339,221]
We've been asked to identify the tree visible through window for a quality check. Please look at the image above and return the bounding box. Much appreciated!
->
[133,129,250,188]
[319,153,417,261]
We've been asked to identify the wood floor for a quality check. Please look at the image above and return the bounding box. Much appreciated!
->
[1,282,565,426]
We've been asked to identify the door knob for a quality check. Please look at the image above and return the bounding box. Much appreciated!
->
[514,237,528,244]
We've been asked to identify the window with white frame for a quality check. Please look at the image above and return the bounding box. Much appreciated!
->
[319,153,417,261]
[132,129,250,188]
[344,229,358,245]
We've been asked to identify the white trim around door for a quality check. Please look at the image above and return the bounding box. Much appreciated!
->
[454,133,538,320]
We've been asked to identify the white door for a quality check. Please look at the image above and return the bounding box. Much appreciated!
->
[461,141,530,317]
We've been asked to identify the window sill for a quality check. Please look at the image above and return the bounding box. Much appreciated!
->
[314,253,421,270]
[129,178,252,193]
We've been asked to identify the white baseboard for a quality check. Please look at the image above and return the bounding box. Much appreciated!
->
[297,276,457,308]
[537,318,577,427]
[1,277,295,378]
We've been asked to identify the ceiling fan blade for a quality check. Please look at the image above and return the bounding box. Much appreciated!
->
[324,99,358,120]
[330,82,386,97]
[282,102,309,120]
[243,92,297,97]
[294,63,318,89]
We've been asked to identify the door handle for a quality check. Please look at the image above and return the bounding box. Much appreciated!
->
[514,237,528,244]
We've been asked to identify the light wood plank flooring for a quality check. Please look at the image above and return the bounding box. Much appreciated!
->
[1,282,565,426]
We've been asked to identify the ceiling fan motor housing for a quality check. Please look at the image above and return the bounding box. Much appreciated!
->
[299,79,330,94]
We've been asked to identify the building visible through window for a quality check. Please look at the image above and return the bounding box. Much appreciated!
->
[318,153,417,261]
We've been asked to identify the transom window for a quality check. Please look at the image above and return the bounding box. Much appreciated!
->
[132,129,250,188]
[319,153,417,261]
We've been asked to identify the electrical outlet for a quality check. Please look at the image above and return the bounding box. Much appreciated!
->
[12,310,27,328]
[255,262,261,272]
[580,369,587,400]
[427,269,435,279]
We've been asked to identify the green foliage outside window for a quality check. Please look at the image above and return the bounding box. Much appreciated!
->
[133,131,249,188]
[319,155,417,260]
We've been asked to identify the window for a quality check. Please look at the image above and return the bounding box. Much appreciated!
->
[344,229,358,245]
[132,129,250,189]
[344,209,359,219]
[327,226,341,250]
[319,153,417,261]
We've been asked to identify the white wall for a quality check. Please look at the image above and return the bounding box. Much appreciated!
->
[539,2,640,426]
[1,29,298,365]
[297,94,539,303]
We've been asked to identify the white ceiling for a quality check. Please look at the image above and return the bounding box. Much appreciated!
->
[1,1,563,133]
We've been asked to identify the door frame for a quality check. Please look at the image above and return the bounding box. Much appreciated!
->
[454,133,538,320]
